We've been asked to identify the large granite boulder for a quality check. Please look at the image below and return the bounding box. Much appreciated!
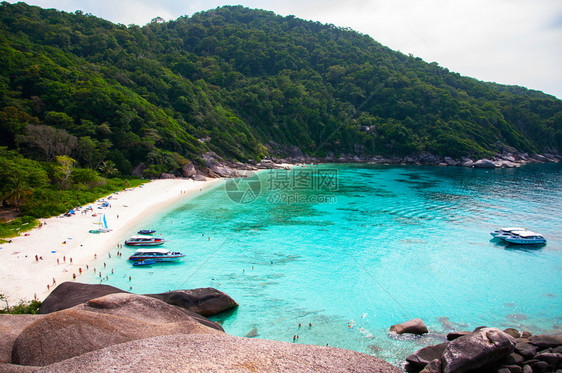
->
[441,327,516,373]
[0,315,42,363]
[444,157,458,166]
[390,318,428,335]
[473,159,497,168]
[191,174,207,181]
[39,282,126,314]
[73,292,223,331]
[406,342,448,369]
[12,294,223,367]
[181,162,197,178]
[146,288,239,316]
[27,333,401,372]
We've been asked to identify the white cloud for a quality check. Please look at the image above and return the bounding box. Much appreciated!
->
[5,0,562,98]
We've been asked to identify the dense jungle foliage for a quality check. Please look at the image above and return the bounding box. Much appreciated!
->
[0,2,561,180]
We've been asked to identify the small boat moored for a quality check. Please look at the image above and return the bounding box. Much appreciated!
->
[503,231,547,245]
[125,235,167,246]
[128,248,185,262]
[138,229,156,235]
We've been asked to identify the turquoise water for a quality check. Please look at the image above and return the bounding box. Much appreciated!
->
[86,164,562,365]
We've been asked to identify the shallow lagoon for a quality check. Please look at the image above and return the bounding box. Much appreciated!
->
[87,163,562,365]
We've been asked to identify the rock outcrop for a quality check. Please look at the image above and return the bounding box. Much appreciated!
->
[406,327,562,373]
[390,318,428,335]
[19,334,401,372]
[441,327,515,372]
[40,282,236,319]
[12,293,223,366]
[3,290,400,372]
[146,288,239,316]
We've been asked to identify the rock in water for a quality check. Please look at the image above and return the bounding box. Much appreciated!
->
[441,327,516,373]
[245,326,259,338]
[503,328,521,339]
[39,282,126,314]
[390,318,428,335]
[145,288,239,316]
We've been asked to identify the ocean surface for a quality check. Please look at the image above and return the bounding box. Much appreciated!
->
[86,163,562,366]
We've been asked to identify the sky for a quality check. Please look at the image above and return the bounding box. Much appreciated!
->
[7,0,562,99]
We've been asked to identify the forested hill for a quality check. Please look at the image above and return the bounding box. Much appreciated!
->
[1,2,561,176]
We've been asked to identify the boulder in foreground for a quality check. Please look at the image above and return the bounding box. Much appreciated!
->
[390,318,428,335]
[12,293,223,367]
[0,315,42,364]
[30,333,402,372]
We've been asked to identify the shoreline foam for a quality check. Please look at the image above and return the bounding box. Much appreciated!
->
[0,178,223,304]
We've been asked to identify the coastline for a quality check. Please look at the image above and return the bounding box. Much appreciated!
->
[0,177,223,305]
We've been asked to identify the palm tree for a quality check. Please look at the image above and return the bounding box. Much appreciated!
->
[98,160,118,176]
[2,177,33,208]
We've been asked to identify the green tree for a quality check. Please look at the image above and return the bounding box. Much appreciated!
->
[54,155,76,189]
[1,177,33,208]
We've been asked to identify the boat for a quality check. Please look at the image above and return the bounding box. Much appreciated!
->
[503,231,547,245]
[124,235,167,246]
[490,227,525,239]
[138,229,156,235]
[128,248,185,262]
[132,259,156,266]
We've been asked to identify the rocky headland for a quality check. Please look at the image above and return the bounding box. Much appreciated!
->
[159,146,561,181]
[404,326,562,373]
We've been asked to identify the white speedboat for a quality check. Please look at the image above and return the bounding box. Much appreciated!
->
[503,231,546,245]
[128,248,185,262]
[490,227,525,239]
[124,235,167,246]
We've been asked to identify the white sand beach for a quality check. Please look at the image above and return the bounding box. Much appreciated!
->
[0,178,223,305]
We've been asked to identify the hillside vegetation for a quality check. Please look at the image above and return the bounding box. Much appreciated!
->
[0,2,561,176]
